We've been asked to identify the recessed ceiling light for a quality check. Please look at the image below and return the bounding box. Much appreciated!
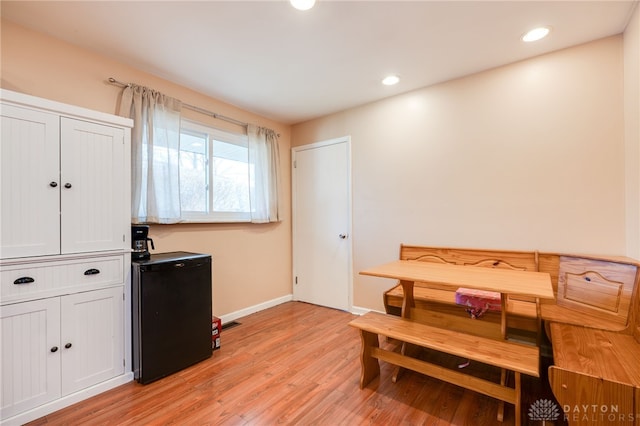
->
[382,75,400,86]
[290,0,316,11]
[522,26,551,42]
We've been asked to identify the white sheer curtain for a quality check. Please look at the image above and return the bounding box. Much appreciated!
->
[248,124,281,223]
[119,84,183,224]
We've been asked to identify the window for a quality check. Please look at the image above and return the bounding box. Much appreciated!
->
[179,120,253,222]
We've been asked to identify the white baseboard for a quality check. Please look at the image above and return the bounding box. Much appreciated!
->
[218,294,293,325]
[350,305,385,316]
[350,305,370,315]
[217,298,384,325]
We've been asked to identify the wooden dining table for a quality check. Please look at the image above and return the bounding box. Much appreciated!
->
[356,259,555,425]
[360,259,555,339]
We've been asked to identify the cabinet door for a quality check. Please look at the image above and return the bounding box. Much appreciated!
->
[60,118,125,254]
[0,298,61,419]
[1,105,60,258]
[60,287,124,395]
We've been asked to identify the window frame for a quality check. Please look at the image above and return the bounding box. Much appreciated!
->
[179,119,251,223]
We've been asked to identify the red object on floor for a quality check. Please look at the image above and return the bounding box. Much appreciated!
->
[212,316,222,350]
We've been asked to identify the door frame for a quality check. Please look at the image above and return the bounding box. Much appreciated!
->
[291,136,353,311]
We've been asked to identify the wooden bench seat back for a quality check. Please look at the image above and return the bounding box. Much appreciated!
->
[400,245,538,272]
[537,253,561,293]
[400,245,540,303]
[387,245,640,334]
[555,256,637,330]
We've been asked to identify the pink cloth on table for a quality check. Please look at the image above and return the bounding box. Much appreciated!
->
[455,287,501,319]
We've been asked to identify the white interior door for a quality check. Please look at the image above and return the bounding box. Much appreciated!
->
[292,137,351,311]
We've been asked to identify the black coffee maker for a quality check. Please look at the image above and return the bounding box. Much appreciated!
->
[131,225,155,260]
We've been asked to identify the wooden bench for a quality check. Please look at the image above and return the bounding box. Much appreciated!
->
[349,311,540,426]
[540,254,640,425]
[382,245,541,342]
[371,245,640,424]
[548,324,640,425]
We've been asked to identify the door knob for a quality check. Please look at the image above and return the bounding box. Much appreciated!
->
[64,183,72,189]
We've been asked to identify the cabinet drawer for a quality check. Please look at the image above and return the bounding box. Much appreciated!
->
[1,255,124,303]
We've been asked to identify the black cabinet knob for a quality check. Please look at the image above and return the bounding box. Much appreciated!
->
[49,182,58,188]
[64,183,72,189]
[13,277,35,285]
[84,268,100,276]
[51,346,59,353]
[64,343,72,349]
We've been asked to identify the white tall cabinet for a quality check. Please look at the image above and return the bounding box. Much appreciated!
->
[0,89,133,426]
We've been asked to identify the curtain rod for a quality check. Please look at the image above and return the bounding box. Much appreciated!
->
[108,77,248,129]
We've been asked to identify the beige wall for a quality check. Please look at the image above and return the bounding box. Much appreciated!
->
[4,17,638,316]
[292,36,631,311]
[625,3,640,259]
[1,20,293,317]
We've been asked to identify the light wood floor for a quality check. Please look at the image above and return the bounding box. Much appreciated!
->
[28,301,564,425]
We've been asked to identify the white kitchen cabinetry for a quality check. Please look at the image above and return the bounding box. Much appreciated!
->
[0,89,133,426]
[0,298,61,420]
[60,287,124,395]
[60,118,126,255]
[0,105,60,258]
[1,106,125,259]
[0,287,122,420]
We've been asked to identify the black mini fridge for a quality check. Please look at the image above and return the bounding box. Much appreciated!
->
[132,252,212,384]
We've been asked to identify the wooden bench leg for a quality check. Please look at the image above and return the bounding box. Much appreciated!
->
[514,372,521,426]
[496,369,520,425]
[359,330,380,388]
[497,368,507,422]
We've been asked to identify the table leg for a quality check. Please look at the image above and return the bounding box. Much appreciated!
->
[400,279,415,319]
[391,348,404,383]
[391,341,421,383]
[535,297,542,347]
[393,279,417,382]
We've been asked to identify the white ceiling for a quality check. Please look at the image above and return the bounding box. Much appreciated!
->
[2,1,638,124]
